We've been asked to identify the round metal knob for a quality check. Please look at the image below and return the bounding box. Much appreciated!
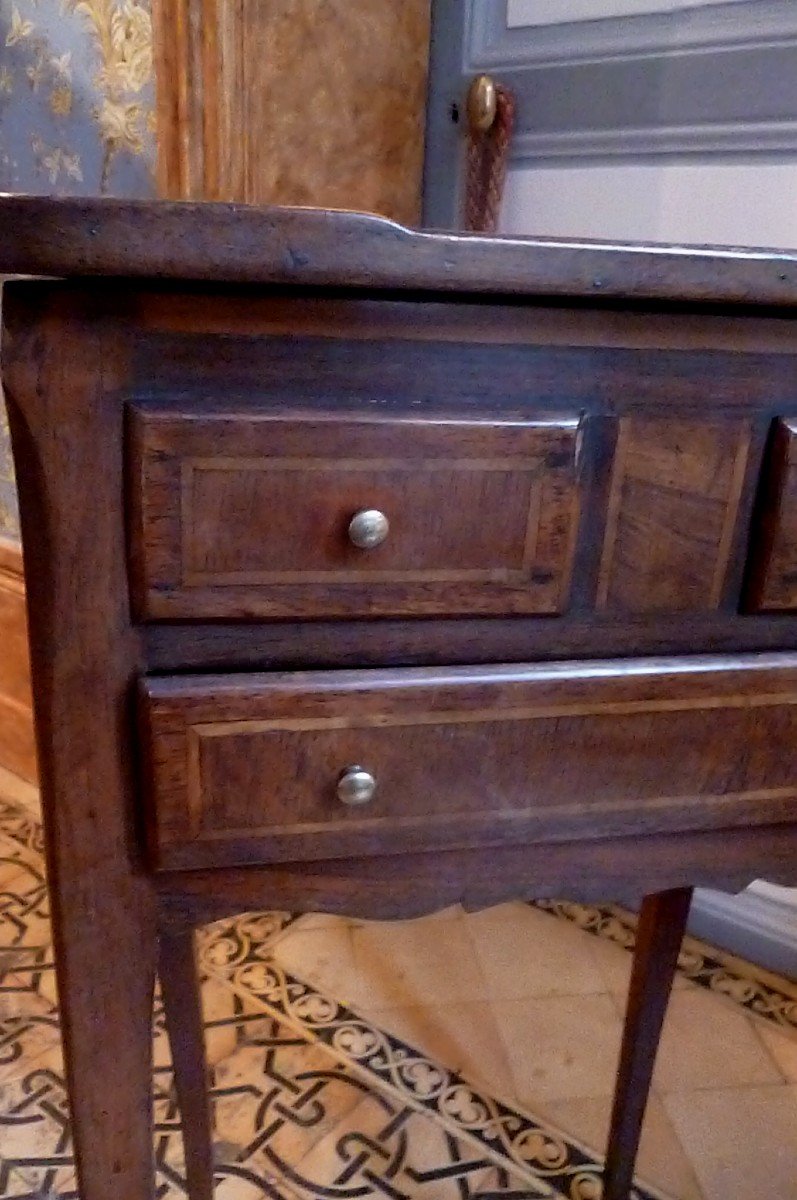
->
[348,509,389,550]
[336,765,377,806]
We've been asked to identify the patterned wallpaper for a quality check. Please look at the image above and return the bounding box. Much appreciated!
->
[0,0,157,539]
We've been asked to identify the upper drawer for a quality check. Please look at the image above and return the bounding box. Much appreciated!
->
[128,408,582,620]
[140,654,797,871]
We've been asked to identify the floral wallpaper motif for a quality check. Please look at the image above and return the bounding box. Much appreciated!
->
[0,0,157,537]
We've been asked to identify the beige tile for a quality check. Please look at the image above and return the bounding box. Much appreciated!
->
[290,911,354,933]
[363,1000,515,1097]
[650,988,783,1093]
[295,905,463,930]
[541,1092,703,1200]
[756,1021,797,1083]
[348,914,489,1008]
[0,1013,63,1086]
[465,902,609,999]
[492,993,624,1104]
[0,766,39,816]
[270,921,363,1007]
[664,1084,797,1200]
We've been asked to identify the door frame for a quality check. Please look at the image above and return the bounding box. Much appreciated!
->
[422,0,797,230]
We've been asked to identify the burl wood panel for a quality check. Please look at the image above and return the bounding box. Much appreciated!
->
[154,0,431,223]
[129,409,582,620]
[746,418,797,612]
[141,654,797,871]
[597,418,751,613]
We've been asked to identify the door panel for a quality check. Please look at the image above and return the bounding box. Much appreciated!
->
[154,0,431,223]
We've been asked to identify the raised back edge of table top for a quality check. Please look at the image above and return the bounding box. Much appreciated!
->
[3,194,797,307]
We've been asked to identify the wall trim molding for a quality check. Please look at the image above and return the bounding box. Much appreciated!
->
[469,1,797,70]
[465,0,797,169]
[424,0,797,223]
[0,537,36,784]
[690,884,797,977]
[511,120,797,166]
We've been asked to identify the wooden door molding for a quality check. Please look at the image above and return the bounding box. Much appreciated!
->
[152,0,209,200]
[152,0,431,220]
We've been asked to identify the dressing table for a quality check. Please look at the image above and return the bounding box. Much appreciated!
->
[2,195,797,1200]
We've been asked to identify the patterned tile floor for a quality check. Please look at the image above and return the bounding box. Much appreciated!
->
[0,764,795,1199]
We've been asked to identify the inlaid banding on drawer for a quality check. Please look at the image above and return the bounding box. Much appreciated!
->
[129,409,582,619]
[140,655,797,871]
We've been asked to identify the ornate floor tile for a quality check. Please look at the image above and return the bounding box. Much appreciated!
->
[202,926,667,1200]
[533,900,797,1035]
[1,785,795,1199]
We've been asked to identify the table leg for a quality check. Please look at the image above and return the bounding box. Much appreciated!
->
[5,302,161,1199]
[160,923,215,1200]
[603,887,693,1200]
[52,865,158,1200]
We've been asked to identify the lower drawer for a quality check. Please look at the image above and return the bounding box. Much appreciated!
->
[140,654,797,871]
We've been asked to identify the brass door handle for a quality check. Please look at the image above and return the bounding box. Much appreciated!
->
[467,74,498,134]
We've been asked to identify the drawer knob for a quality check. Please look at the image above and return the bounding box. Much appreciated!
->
[336,765,377,806]
[348,508,389,550]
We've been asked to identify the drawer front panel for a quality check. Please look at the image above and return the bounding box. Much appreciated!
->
[598,417,751,613]
[129,409,581,619]
[746,418,797,611]
[141,655,797,871]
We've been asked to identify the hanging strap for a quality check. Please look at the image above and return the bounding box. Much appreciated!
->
[464,82,516,234]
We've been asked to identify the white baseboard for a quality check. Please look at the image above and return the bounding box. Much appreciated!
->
[689,885,797,977]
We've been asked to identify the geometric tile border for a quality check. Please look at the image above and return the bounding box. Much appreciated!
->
[533,900,797,1035]
[4,791,794,1197]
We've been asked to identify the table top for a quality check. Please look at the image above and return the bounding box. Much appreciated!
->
[3,193,797,307]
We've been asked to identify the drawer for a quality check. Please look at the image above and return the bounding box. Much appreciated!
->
[128,408,582,619]
[746,418,797,611]
[140,654,797,871]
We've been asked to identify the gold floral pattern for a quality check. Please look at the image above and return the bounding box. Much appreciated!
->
[62,0,153,187]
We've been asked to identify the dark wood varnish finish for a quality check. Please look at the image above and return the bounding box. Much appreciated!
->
[4,198,797,1200]
[747,417,797,611]
[142,655,797,871]
[5,195,797,307]
[130,409,582,619]
[2,293,157,1200]
[159,924,215,1200]
[598,418,751,612]
[603,888,693,1200]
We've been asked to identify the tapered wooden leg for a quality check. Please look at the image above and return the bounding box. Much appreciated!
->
[5,311,161,1199]
[55,883,157,1200]
[159,923,215,1200]
[603,887,693,1200]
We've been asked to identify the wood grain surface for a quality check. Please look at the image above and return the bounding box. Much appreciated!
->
[130,408,581,619]
[4,196,797,305]
[2,290,158,1200]
[141,654,797,871]
[153,0,430,223]
[6,232,797,1200]
[746,416,797,611]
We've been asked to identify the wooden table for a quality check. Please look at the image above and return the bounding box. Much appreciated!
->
[2,196,796,1200]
